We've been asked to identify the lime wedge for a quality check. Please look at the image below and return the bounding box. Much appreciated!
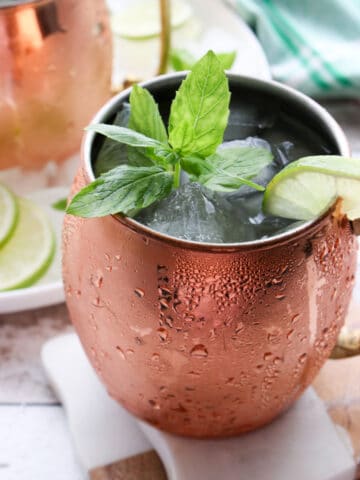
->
[263,156,360,221]
[0,197,55,291]
[111,0,192,38]
[0,183,18,248]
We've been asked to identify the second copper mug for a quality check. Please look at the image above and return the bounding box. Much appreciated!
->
[0,0,112,170]
[63,74,358,438]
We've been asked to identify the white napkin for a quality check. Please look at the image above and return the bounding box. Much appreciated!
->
[42,333,356,480]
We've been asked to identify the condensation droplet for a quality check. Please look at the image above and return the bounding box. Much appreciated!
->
[157,327,168,342]
[287,329,294,340]
[299,353,307,364]
[263,352,272,361]
[151,353,160,362]
[190,344,208,358]
[90,272,103,288]
[275,294,286,300]
[134,288,145,298]
[115,346,126,359]
[235,321,245,334]
[273,356,283,365]
[149,399,160,410]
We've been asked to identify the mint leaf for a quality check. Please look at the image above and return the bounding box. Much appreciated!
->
[170,48,196,71]
[182,146,272,192]
[67,165,173,218]
[52,197,67,211]
[168,50,230,157]
[128,84,168,167]
[94,106,143,176]
[170,49,237,72]
[129,84,168,143]
[87,124,164,149]
[216,51,237,70]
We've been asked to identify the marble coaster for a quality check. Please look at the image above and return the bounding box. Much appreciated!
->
[42,333,356,480]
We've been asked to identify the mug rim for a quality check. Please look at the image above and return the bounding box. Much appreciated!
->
[81,72,350,252]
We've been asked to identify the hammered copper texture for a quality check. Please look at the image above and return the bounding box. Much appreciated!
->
[0,0,111,169]
[63,165,358,438]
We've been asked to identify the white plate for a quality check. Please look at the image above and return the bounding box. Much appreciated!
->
[0,1,270,314]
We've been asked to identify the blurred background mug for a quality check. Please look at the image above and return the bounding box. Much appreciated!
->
[0,0,112,171]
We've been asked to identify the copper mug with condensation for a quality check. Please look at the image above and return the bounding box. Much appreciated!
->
[0,0,112,170]
[63,73,359,438]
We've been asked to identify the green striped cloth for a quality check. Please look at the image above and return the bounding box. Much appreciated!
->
[235,0,360,97]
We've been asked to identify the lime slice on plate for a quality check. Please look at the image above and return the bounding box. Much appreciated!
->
[0,183,18,248]
[111,0,192,38]
[0,197,55,291]
[263,156,360,221]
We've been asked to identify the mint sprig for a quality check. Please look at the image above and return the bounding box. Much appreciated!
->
[68,51,272,218]
[170,49,237,72]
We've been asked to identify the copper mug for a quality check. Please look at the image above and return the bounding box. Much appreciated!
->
[63,74,358,438]
[0,0,112,170]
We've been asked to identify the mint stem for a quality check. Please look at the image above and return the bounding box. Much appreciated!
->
[173,162,181,188]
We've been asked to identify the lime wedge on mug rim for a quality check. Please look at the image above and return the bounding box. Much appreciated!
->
[0,183,18,248]
[0,197,55,291]
[263,156,360,221]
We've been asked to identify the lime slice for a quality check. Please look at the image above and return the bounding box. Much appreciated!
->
[0,183,18,248]
[0,197,55,291]
[111,0,192,38]
[263,156,360,221]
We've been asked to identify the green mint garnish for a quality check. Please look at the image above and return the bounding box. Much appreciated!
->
[52,198,68,211]
[68,50,271,218]
[182,146,272,192]
[67,165,173,217]
[170,49,237,72]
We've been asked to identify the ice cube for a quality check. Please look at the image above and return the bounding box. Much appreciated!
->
[136,183,256,243]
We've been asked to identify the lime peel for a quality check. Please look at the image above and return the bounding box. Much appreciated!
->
[263,156,360,221]
[0,197,55,292]
[0,183,18,248]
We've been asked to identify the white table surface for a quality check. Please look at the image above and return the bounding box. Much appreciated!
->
[0,100,360,480]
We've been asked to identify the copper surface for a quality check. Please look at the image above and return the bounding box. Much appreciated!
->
[63,75,358,438]
[63,171,357,438]
[0,0,112,170]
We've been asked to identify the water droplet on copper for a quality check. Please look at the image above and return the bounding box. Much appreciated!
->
[115,346,126,359]
[149,399,160,410]
[159,299,169,309]
[92,297,101,307]
[134,288,145,298]
[287,329,294,340]
[235,321,245,334]
[157,327,168,342]
[142,237,149,245]
[263,352,272,361]
[126,349,134,356]
[115,255,121,261]
[275,294,286,300]
[90,272,103,288]
[151,353,160,362]
[165,316,173,328]
[190,344,208,358]
[291,314,300,324]
[299,353,307,364]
